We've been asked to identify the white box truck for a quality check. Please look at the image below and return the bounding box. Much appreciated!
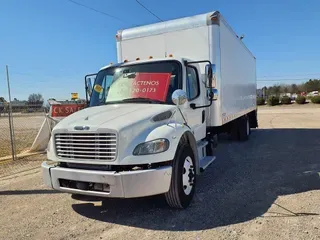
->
[42,11,257,209]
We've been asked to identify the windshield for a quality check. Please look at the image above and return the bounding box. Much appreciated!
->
[89,61,181,107]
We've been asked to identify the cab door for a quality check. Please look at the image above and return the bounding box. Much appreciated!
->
[183,65,207,141]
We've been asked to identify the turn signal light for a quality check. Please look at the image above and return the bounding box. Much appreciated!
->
[168,54,173,57]
[124,59,128,62]
[149,56,153,59]
[136,58,140,60]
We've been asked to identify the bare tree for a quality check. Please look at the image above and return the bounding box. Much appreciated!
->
[28,93,44,104]
[291,84,298,94]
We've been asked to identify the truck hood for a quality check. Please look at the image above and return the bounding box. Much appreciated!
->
[53,103,175,132]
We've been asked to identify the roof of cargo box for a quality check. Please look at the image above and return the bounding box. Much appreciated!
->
[99,57,185,71]
[118,11,221,41]
[117,11,255,60]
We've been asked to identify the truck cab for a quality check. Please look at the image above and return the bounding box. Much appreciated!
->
[42,11,257,209]
[89,58,213,141]
[43,57,216,209]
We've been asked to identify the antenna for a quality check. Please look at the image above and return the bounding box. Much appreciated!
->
[240,34,245,40]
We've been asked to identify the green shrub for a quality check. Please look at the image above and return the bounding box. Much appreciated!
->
[311,95,320,104]
[306,96,313,100]
[257,97,265,105]
[281,96,291,104]
[267,96,279,106]
[295,96,306,104]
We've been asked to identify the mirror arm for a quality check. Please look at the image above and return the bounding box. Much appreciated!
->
[85,80,88,104]
[190,89,215,109]
[84,73,96,105]
[190,98,213,109]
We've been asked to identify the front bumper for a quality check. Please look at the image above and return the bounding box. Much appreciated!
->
[42,161,172,198]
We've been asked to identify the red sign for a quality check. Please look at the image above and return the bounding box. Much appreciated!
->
[131,73,171,101]
[51,104,85,117]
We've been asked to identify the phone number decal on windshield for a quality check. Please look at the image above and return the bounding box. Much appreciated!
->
[107,73,172,102]
[131,73,171,101]
[132,88,156,93]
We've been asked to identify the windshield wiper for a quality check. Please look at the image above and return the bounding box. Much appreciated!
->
[121,98,165,104]
[103,98,165,105]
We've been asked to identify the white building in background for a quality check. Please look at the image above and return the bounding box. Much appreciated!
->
[308,91,319,96]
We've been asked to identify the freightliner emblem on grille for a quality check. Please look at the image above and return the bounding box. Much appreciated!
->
[74,126,90,130]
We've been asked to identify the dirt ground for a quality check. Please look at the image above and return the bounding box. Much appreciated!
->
[0,106,320,240]
[0,115,44,157]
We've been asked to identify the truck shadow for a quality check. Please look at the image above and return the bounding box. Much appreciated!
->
[72,128,320,231]
[0,189,60,195]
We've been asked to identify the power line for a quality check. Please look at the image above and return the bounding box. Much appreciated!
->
[135,0,163,22]
[66,0,129,24]
[257,78,319,82]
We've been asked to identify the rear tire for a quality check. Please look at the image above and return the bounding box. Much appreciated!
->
[230,120,240,141]
[165,143,196,209]
[239,115,250,141]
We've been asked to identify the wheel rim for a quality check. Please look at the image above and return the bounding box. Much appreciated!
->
[182,156,195,195]
[246,119,250,136]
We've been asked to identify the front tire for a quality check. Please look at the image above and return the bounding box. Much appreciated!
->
[165,143,196,209]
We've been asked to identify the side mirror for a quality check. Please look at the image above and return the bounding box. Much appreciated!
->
[85,74,96,104]
[172,89,188,106]
[205,64,216,88]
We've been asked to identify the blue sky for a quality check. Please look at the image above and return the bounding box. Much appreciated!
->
[1,0,320,101]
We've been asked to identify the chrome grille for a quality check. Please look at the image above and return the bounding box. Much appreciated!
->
[55,133,117,161]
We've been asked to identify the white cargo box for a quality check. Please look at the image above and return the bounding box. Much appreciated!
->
[116,11,256,127]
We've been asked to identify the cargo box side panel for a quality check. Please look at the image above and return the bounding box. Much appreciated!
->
[220,20,256,124]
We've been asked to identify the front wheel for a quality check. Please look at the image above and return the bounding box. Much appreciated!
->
[165,143,196,209]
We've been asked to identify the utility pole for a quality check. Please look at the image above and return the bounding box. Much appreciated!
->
[6,65,16,160]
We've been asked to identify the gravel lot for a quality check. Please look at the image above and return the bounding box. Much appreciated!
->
[1,106,320,240]
[0,115,44,157]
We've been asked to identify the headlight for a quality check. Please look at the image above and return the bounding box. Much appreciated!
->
[133,139,170,155]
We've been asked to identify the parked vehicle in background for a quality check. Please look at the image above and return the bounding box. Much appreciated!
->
[308,91,319,96]
[42,11,257,209]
